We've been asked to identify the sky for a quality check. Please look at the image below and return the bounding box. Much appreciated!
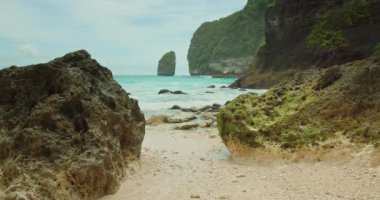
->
[0,0,247,75]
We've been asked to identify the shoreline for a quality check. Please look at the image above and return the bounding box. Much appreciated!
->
[100,115,380,200]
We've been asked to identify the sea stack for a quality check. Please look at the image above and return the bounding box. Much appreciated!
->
[0,50,145,199]
[157,51,176,76]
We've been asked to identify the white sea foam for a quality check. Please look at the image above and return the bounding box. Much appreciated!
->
[115,75,267,117]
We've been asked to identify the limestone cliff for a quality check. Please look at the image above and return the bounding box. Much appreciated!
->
[218,57,380,151]
[187,0,274,77]
[232,0,380,88]
[0,50,145,199]
[157,51,176,76]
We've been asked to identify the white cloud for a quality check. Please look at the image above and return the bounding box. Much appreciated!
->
[19,44,41,56]
[0,0,247,75]
[0,43,45,68]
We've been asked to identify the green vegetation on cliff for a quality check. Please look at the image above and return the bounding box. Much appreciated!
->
[341,0,372,26]
[307,20,348,49]
[157,51,176,76]
[307,0,372,49]
[233,0,380,88]
[188,0,275,75]
[218,58,380,150]
[375,43,380,56]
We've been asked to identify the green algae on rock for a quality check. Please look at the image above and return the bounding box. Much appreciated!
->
[157,51,176,76]
[218,57,380,151]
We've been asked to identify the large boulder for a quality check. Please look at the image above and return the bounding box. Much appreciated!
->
[0,50,145,199]
[218,58,380,150]
[187,0,274,77]
[157,51,176,76]
[232,0,380,88]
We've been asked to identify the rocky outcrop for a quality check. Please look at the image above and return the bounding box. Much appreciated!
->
[169,104,221,113]
[218,57,380,150]
[157,51,176,76]
[158,89,187,95]
[187,0,274,77]
[174,123,199,130]
[146,103,220,130]
[233,0,380,88]
[0,50,145,199]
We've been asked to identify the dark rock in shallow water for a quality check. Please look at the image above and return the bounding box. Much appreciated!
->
[158,89,187,95]
[207,85,216,88]
[158,89,171,94]
[0,50,145,199]
[172,90,187,94]
[170,105,181,110]
[221,85,228,88]
[205,91,214,94]
[181,108,198,113]
[178,103,221,113]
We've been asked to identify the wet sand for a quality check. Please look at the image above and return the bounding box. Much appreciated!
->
[100,124,380,200]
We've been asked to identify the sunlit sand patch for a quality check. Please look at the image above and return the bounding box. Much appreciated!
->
[225,138,379,167]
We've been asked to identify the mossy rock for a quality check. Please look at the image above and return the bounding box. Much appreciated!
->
[218,58,380,150]
[313,66,342,90]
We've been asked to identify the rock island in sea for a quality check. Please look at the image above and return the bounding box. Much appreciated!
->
[157,51,176,76]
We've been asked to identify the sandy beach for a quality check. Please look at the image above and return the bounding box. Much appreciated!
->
[100,123,380,200]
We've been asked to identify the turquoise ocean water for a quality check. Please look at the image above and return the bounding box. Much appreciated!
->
[114,75,266,117]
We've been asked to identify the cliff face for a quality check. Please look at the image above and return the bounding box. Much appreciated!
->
[233,0,380,88]
[157,51,176,76]
[187,0,274,77]
[219,57,380,151]
[0,50,145,199]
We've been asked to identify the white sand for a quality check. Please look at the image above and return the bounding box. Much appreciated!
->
[100,124,380,200]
